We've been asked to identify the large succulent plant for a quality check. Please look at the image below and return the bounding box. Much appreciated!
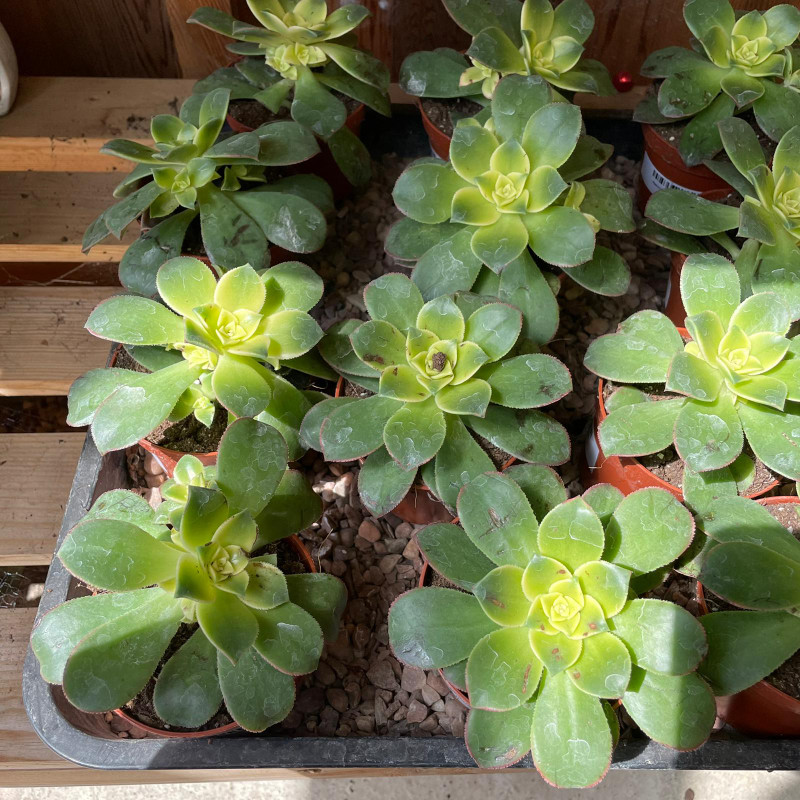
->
[400,0,613,103]
[68,257,327,457]
[389,469,713,787]
[584,253,800,484]
[635,0,800,166]
[304,273,572,515]
[189,1,390,185]
[83,88,332,296]
[31,419,346,733]
[388,75,633,337]
[644,120,800,317]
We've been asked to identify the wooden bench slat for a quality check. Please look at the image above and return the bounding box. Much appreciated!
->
[0,434,87,565]
[0,286,117,395]
[0,173,136,263]
[0,77,195,173]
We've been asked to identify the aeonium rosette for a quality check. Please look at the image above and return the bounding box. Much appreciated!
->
[68,256,325,457]
[389,470,714,788]
[584,254,800,484]
[387,75,633,343]
[31,419,346,733]
[304,273,572,515]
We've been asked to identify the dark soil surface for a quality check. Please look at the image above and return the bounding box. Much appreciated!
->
[229,90,361,131]
[146,404,227,454]
[420,97,484,138]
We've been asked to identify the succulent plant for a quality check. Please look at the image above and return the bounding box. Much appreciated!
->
[389,469,713,787]
[189,1,390,185]
[31,419,346,732]
[68,257,327,457]
[669,492,800,700]
[644,120,800,318]
[584,253,800,484]
[635,0,800,166]
[387,75,633,333]
[83,87,333,296]
[305,273,572,515]
[400,0,613,103]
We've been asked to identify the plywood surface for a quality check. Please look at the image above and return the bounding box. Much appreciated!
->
[0,286,118,395]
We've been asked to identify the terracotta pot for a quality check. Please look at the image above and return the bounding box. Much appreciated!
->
[582,371,779,500]
[227,101,365,202]
[638,123,731,214]
[697,499,800,736]
[417,99,451,160]
[661,189,737,326]
[116,534,315,737]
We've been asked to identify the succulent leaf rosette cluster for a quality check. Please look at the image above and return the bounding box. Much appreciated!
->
[389,470,713,787]
[387,75,633,342]
[305,273,572,515]
[189,0,389,185]
[400,0,613,103]
[585,254,800,485]
[31,419,346,733]
[645,121,800,316]
[68,256,325,456]
[84,88,333,296]
[635,0,800,165]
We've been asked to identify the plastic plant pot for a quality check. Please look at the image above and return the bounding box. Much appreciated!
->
[637,123,732,213]
[417,99,451,160]
[697,499,800,737]
[582,373,780,501]
[228,102,365,202]
[113,534,316,738]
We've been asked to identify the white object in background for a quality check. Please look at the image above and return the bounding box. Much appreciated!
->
[0,19,17,116]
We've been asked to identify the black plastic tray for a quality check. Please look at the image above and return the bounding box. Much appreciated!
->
[22,110,800,771]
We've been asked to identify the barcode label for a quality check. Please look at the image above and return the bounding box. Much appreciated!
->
[641,152,701,196]
[585,432,600,469]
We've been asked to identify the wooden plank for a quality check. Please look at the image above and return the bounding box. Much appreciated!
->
[0,77,194,172]
[166,0,235,78]
[0,286,117,395]
[0,434,87,566]
[0,173,137,262]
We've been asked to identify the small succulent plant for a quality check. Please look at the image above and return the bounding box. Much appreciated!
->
[635,0,800,166]
[189,1,389,185]
[400,0,613,103]
[388,75,633,333]
[584,253,800,484]
[644,120,800,318]
[671,492,800,700]
[83,88,333,296]
[68,257,325,456]
[389,469,713,787]
[305,273,572,515]
[31,419,346,733]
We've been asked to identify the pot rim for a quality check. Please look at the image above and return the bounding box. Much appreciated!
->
[115,534,315,737]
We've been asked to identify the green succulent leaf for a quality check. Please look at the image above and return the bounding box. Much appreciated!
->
[611,599,707,676]
[253,602,323,675]
[434,414,494,509]
[467,627,542,710]
[474,565,530,626]
[389,587,499,668]
[320,395,403,461]
[61,591,182,712]
[197,589,258,664]
[537,498,604,571]
[457,471,539,568]
[417,522,495,590]
[153,629,222,728]
[675,395,744,473]
[411,229,484,301]
[568,631,632,699]
[217,647,295,732]
[598,397,684,458]
[481,354,571,409]
[604,489,695,574]
[356,448,417,518]
[645,190,738,236]
[532,670,612,789]
[465,705,534,770]
[285,573,347,644]
[622,667,714,750]
[700,610,800,695]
